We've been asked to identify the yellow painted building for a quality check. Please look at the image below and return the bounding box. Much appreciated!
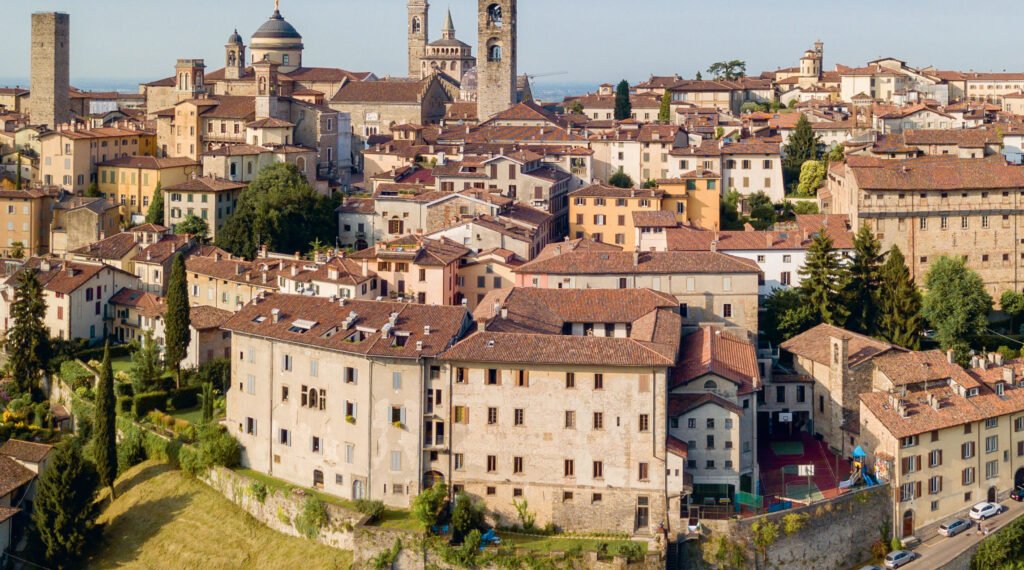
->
[98,156,198,219]
[39,124,157,194]
[569,173,721,250]
[0,187,58,256]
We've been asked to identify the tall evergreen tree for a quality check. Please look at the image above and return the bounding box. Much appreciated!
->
[658,89,671,123]
[799,232,849,327]
[200,382,215,424]
[4,270,50,396]
[878,245,922,349]
[782,114,821,182]
[93,341,117,498]
[614,80,632,121]
[145,181,164,225]
[164,253,191,389]
[32,438,100,566]
[922,256,992,361]
[695,71,703,81]
[847,225,883,334]
[130,328,163,394]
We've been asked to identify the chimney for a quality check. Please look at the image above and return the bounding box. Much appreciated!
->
[261,272,268,284]
[946,349,956,364]
[1004,367,1016,385]
[271,308,281,323]
[290,265,298,277]
[214,252,221,261]
[339,297,346,307]
[633,249,639,267]
[260,245,269,259]
[146,250,153,261]
[980,358,988,371]
[235,264,245,276]
[500,307,508,319]
[710,241,718,253]
[415,340,423,351]
[423,325,431,336]
[66,266,77,277]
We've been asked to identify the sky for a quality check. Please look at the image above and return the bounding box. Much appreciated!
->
[3,0,1024,91]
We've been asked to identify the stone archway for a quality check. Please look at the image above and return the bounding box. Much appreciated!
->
[1015,467,1024,488]
[423,470,444,489]
[988,486,997,503]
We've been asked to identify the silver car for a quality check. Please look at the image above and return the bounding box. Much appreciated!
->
[938,518,972,537]
[884,550,916,569]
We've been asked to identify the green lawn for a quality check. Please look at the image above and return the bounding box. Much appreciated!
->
[170,406,204,424]
[86,461,352,569]
[498,532,646,555]
[110,355,175,380]
[372,508,423,531]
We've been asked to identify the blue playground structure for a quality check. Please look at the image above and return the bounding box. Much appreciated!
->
[840,446,878,489]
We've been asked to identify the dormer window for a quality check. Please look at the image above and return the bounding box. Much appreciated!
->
[996,382,1006,396]
[967,388,979,397]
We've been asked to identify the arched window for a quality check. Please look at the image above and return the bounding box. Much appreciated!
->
[488,43,502,62]
[228,51,236,67]
[296,157,306,172]
[487,4,503,26]
[833,344,839,364]
[703,379,717,391]
[412,16,421,34]
[309,389,318,408]
[247,162,253,175]
[258,76,267,95]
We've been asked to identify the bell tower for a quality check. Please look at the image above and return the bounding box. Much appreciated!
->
[477,0,517,121]
[225,30,246,81]
[408,0,429,78]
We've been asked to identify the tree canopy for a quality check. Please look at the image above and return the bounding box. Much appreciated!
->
[216,163,338,260]
[846,225,883,335]
[707,60,746,80]
[608,168,634,189]
[658,89,671,123]
[922,256,992,361]
[32,438,100,566]
[799,232,849,327]
[145,182,165,226]
[4,270,51,395]
[94,342,117,497]
[175,214,209,242]
[614,80,632,121]
[164,253,191,389]
[1001,290,1024,334]
[783,114,822,186]
[796,160,826,196]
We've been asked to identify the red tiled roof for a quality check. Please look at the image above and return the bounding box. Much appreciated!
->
[671,326,760,394]
[843,155,1024,191]
[516,249,761,276]
[0,439,52,463]
[781,323,894,367]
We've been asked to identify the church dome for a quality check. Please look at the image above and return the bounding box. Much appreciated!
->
[252,10,302,40]
[227,29,243,45]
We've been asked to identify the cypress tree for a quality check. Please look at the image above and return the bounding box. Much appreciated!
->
[146,181,164,225]
[847,225,883,334]
[799,232,849,327]
[783,114,821,181]
[164,253,191,389]
[658,89,672,123]
[4,270,50,396]
[32,438,100,565]
[94,341,117,498]
[878,245,923,349]
[201,382,214,424]
[614,80,632,121]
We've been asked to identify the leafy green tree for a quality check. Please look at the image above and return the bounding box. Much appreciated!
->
[783,115,822,186]
[878,245,923,349]
[658,89,671,123]
[4,270,51,395]
[411,482,448,529]
[130,329,162,394]
[707,60,747,80]
[608,168,633,189]
[94,341,117,498]
[146,182,164,225]
[451,492,484,538]
[9,241,24,259]
[84,182,102,198]
[1001,290,1024,334]
[747,191,775,230]
[796,160,826,196]
[695,71,703,80]
[720,190,745,230]
[799,232,849,327]
[826,144,845,164]
[216,163,339,260]
[614,80,632,121]
[847,225,883,335]
[566,100,583,115]
[164,253,191,389]
[972,516,1024,569]
[922,256,992,361]
[750,519,779,569]
[32,438,100,566]
[792,201,819,215]
[175,214,209,242]
[762,287,817,346]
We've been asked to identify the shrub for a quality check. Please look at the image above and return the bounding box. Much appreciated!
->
[115,382,134,398]
[250,481,268,503]
[169,386,202,410]
[116,396,132,415]
[782,512,809,535]
[890,537,903,552]
[355,499,385,522]
[75,343,131,362]
[180,424,241,476]
[618,542,646,562]
[132,391,168,418]
[513,499,536,532]
[294,496,328,539]
[412,482,448,529]
[870,539,890,560]
[370,538,402,570]
[60,360,95,390]
[117,426,147,474]
[452,493,484,537]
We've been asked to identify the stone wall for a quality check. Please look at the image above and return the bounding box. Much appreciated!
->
[690,485,892,570]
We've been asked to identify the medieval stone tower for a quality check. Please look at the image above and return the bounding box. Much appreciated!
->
[408,0,429,78]
[477,0,516,121]
[28,12,71,129]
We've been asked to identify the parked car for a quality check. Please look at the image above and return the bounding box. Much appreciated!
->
[860,566,884,570]
[938,518,972,537]
[884,550,916,569]
[1011,486,1024,502]
[969,502,1002,520]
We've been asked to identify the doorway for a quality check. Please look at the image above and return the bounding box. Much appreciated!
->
[635,496,650,531]
[1015,468,1024,488]
[902,509,914,538]
[988,486,997,503]
[313,469,324,489]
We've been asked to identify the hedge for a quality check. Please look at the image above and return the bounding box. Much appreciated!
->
[115,382,134,398]
[75,344,132,362]
[132,391,168,418]
[116,396,133,415]
[59,360,95,390]
[169,386,202,410]
[69,382,180,467]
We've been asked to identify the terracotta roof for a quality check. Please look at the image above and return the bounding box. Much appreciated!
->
[441,288,681,367]
[843,155,1024,191]
[70,233,138,260]
[96,156,198,169]
[903,128,1001,148]
[10,258,119,295]
[330,77,432,104]
[164,177,246,193]
[246,117,294,129]
[44,126,152,141]
[133,235,193,264]
[224,294,469,359]
[0,439,52,463]
[671,326,760,394]
[202,144,268,157]
[569,184,663,199]
[190,305,233,330]
[349,235,469,267]
[284,257,375,286]
[632,210,678,228]
[669,392,743,417]
[336,198,375,215]
[781,323,894,367]
[130,223,168,233]
[109,288,165,318]
[667,435,689,458]
[516,249,761,276]
[873,350,980,389]
[186,96,255,120]
[486,101,561,125]
[0,456,34,498]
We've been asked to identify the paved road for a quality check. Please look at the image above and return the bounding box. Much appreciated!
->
[905,498,1024,568]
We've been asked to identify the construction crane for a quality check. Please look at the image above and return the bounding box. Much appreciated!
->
[523,71,568,100]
